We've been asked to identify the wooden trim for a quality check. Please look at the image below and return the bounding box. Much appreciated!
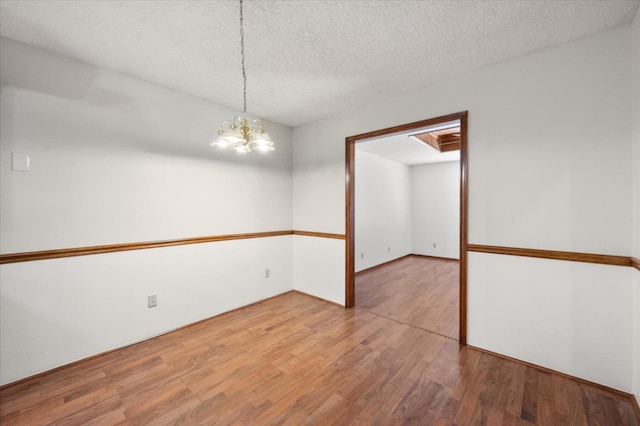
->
[413,132,441,151]
[467,244,632,267]
[0,290,346,391]
[354,255,412,276]
[291,290,345,308]
[345,111,469,344]
[469,345,640,408]
[0,290,297,390]
[346,112,466,141]
[632,257,640,271]
[633,396,640,425]
[459,111,468,345]
[292,230,345,240]
[346,136,356,308]
[0,231,293,265]
[0,348,124,391]
[0,230,347,265]
[410,254,459,262]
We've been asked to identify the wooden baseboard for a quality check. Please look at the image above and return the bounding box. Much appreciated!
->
[468,344,640,418]
[410,253,460,262]
[355,254,459,276]
[291,290,345,308]
[0,290,349,391]
[355,255,412,275]
[0,290,297,391]
[633,395,640,424]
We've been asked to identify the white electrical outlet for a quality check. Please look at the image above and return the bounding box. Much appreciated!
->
[361,252,364,259]
[388,246,391,252]
[265,268,270,278]
[433,243,437,248]
[148,294,157,308]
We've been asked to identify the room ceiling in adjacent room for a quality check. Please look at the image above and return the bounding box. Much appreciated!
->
[0,1,638,127]
[356,121,461,166]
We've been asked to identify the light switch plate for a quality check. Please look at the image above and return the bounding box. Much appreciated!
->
[12,153,30,171]
[148,294,157,308]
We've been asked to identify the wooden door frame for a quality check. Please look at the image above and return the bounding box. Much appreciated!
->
[345,111,469,344]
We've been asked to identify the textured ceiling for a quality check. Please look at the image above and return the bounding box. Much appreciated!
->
[1,0,638,127]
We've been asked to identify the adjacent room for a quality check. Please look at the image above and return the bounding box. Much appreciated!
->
[354,121,461,340]
[1,0,639,424]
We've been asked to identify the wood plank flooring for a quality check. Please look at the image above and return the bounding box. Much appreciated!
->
[356,255,459,340]
[1,291,638,425]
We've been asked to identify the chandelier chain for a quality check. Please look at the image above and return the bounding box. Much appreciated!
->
[239,0,247,114]
[210,0,275,154]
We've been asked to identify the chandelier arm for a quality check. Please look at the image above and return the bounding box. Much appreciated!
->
[250,120,264,133]
[232,116,244,127]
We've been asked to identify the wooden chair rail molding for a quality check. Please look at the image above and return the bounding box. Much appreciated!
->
[1,237,634,270]
[467,244,633,268]
[291,230,346,240]
[0,230,346,265]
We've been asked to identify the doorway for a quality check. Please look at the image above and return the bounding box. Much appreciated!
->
[345,111,468,344]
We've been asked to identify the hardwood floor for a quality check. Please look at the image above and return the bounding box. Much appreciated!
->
[356,255,459,340]
[1,291,638,425]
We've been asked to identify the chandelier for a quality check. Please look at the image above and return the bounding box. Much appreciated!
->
[210,0,275,154]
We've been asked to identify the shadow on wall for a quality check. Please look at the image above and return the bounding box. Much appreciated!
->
[1,38,293,168]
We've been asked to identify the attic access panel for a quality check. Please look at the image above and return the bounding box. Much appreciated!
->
[411,127,461,152]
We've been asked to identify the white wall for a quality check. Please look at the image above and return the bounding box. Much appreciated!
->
[468,252,633,392]
[354,152,459,270]
[292,235,344,305]
[411,161,460,259]
[292,26,635,392]
[355,150,411,272]
[0,38,294,385]
[292,121,345,235]
[1,237,292,385]
[292,120,348,304]
[0,39,293,251]
[631,7,640,405]
[2,22,636,398]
